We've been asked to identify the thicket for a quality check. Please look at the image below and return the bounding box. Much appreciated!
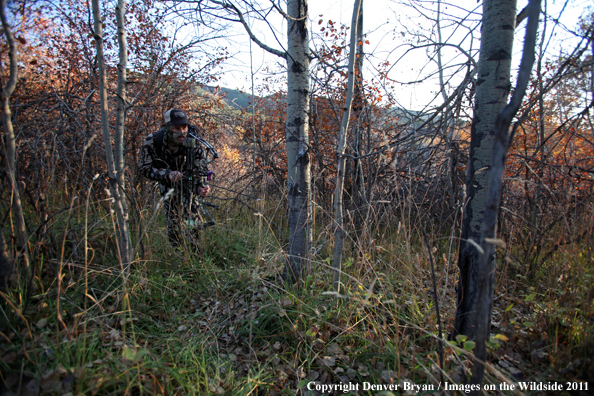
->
[1,1,593,394]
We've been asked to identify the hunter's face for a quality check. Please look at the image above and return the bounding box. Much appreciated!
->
[170,124,188,145]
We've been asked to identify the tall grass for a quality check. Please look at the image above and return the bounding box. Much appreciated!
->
[1,181,592,395]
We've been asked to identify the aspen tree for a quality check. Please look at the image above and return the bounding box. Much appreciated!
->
[204,0,312,282]
[452,0,518,339]
[91,0,133,271]
[443,0,541,389]
[333,0,363,292]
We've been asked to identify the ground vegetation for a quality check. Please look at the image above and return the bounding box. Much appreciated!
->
[1,0,593,394]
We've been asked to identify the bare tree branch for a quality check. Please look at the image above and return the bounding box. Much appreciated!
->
[210,0,287,59]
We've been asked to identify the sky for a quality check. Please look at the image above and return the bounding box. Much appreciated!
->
[204,0,591,111]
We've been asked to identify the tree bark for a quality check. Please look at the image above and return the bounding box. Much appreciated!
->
[92,0,133,272]
[452,0,517,339]
[1,0,29,289]
[115,0,133,269]
[207,0,312,283]
[332,0,363,292]
[283,0,311,282]
[469,1,541,390]
[351,0,367,252]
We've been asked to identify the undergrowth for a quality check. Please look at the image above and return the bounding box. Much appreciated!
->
[1,198,592,395]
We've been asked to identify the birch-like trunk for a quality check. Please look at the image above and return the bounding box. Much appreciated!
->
[283,0,311,282]
[211,0,312,283]
[351,0,367,249]
[332,0,363,292]
[115,0,133,268]
[92,0,133,271]
[469,1,540,390]
[1,0,29,288]
[452,0,517,338]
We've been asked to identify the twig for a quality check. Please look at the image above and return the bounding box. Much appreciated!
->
[421,229,445,383]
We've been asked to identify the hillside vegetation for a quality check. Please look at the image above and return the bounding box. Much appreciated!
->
[1,1,593,395]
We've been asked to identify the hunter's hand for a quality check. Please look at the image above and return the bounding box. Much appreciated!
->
[168,171,183,182]
[197,185,210,197]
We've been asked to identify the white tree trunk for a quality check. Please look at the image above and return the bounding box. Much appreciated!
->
[332,0,363,292]
[115,0,133,268]
[452,0,517,339]
[209,0,312,283]
[283,0,311,282]
[92,0,133,271]
[469,1,540,389]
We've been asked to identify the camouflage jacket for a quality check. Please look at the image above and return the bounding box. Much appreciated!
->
[139,127,206,189]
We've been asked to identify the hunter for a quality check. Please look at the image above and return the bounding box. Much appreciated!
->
[139,109,212,247]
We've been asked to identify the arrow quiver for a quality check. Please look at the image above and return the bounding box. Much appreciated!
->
[181,127,220,230]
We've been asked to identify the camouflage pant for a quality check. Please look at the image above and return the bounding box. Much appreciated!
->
[159,184,204,247]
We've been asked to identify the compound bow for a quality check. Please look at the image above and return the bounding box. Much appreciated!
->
[181,127,220,230]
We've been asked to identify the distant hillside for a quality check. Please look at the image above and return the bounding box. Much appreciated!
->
[202,86,255,110]
[196,86,459,131]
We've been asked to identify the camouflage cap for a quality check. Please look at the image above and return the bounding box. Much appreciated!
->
[164,109,189,127]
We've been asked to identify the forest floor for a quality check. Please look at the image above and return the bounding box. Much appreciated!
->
[1,212,593,395]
